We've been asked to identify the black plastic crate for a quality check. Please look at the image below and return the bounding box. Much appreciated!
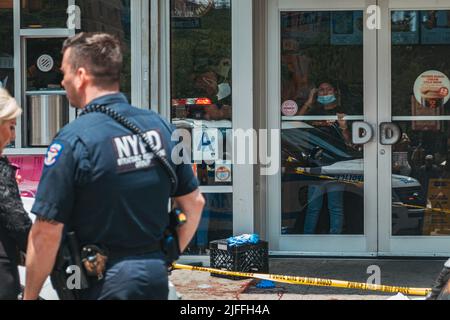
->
[209,239,269,280]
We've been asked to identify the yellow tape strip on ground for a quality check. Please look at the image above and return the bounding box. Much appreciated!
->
[173,264,431,296]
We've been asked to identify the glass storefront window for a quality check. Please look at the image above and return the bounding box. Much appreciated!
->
[391,11,450,237]
[26,38,64,91]
[392,10,450,117]
[0,0,15,148]
[170,0,232,187]
[280,11,364,235]
[21,0,68,28]
[185,193,233,255]
[76,0,131,100]
[391,121,450,236]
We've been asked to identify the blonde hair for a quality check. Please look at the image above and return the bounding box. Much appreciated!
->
[0,88,22,124]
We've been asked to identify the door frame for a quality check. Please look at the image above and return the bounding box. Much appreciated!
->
[267,0,378,256]
[378,0,450,257]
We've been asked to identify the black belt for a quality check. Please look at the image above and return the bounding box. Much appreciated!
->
[108,242,163,261]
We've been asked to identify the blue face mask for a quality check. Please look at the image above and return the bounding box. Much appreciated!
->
[317,95,337,105]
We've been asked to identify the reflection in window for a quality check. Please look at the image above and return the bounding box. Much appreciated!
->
[280,11,364,116]
[0,0,15,148]
[76,0,131,100]
[21,0,68,28]
[392,121,450,237]
[185,193,233,255]
[280,11,364,235]
[391,11,450,237]
[170,0,232,187]
[281,125,364,235]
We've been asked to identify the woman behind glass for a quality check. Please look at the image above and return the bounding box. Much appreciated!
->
[0,88,32,300]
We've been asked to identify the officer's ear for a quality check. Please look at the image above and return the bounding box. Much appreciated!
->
[75,67,90,89]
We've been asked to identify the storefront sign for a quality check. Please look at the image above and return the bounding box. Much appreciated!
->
[281,100,298,116]
[413,70,450,109]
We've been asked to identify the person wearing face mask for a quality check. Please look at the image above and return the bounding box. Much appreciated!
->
[193,58,232,121]
[298,82,351,235]
[0,88,32,300]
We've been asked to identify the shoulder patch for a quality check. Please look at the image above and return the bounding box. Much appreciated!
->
[44,142,64,167]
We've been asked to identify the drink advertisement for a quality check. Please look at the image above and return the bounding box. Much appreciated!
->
[413,70,450,109]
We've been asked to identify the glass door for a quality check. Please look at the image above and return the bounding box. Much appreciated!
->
[268,0,378,255]
[378,0,450,256]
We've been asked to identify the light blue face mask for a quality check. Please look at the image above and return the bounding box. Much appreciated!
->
[317,95,337,105]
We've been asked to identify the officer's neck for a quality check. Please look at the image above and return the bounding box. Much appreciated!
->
[82,86,120,108]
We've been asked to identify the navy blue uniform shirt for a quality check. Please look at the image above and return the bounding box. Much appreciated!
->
[31,93,198,250]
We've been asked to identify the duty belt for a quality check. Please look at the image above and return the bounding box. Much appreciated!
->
[108,242,163,261]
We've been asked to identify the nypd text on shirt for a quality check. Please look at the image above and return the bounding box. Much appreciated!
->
[112,130,166,173]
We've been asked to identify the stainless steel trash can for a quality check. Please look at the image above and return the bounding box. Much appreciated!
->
[27,93,69,147]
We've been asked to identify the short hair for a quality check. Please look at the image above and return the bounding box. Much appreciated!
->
[0,88,22,125]
[62,32,123,88]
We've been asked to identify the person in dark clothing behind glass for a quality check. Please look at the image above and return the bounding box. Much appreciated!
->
[417,154,442,199]
[298,82,352,234]
[0,88,32,300]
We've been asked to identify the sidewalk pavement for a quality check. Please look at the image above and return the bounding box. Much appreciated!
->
[169,258,445,300]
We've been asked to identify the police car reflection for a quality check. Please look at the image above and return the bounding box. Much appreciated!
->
[281,121,426,235]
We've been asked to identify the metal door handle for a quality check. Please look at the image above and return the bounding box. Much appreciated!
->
[352,122,374,145]
[380,122,402,145]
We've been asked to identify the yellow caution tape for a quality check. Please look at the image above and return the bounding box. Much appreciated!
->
[395,202,450,215]
[173,264,431,296]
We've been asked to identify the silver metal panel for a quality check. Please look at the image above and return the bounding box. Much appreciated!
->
[232,0,254,235]
[13,0,22,149]
[26,94,69,146]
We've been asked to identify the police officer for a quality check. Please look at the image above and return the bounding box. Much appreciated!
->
[23,33,205,300]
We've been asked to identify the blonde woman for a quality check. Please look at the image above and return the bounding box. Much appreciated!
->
[0,88,32,300]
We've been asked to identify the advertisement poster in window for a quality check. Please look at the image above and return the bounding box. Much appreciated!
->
[412,70,450,131]
[411,95,441,131]
[423,178,450,235]
[421,11,450,45]
[330,11,363,45]
[281,12,329,45]
[391,11,420,45]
